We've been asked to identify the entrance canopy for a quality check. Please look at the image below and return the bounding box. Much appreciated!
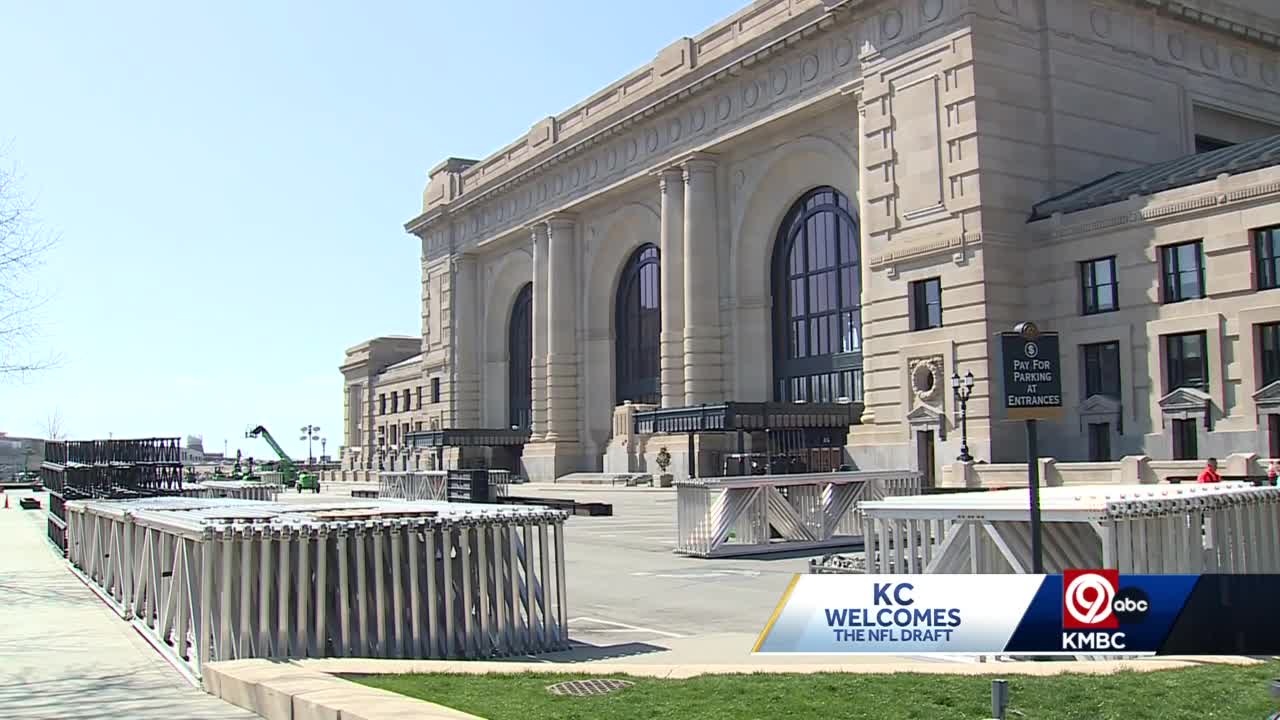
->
[632,401,862,435]
[406,428,531,449]
[632,401,862,477]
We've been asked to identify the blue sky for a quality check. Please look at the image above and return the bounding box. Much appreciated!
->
[0,0,745,459]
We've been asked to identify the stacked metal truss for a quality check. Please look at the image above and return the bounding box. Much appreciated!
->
[674,470,923,558]
[181,481,280,502]
[859,482,1280,574]
[62,496,570,679]
[43,437,184,552]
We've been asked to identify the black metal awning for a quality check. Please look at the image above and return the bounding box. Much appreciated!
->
[406,428,531,449]
[633,401,862,435]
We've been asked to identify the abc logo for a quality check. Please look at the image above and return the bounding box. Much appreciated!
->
[1112,587,1150,624]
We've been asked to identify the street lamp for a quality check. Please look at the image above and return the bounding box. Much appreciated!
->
[299,425,321,464]
[320,437,327,462]
[952,370,975,463]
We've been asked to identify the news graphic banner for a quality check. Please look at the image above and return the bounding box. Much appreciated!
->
[753,572,1280,656]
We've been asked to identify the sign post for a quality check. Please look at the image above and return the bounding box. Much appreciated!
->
[999,322,1062,574]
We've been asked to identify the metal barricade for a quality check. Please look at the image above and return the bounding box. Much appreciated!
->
[181,481,280,502]
[63,496,571,680]
[860,482,1280,574]
[379,471,448,501]
[674,470,923,558]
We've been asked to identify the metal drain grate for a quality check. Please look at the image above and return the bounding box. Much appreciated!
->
[546,679,634,697]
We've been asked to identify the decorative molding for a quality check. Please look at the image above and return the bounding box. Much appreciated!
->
[869,232,981,268]
[1253,379,1280,408]
[908,355,944,404]
[1043,178,1280,241]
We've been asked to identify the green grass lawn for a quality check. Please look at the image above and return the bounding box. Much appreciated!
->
[350,660,1280,720]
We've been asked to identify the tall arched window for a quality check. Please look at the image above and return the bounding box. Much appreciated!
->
[771,187,863,403]
[508,283,533,429]
[615,244,661,405]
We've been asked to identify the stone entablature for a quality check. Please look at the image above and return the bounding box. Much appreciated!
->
[407,0,1280,262]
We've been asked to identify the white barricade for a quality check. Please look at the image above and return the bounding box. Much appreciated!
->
[63,496,570,679]
[182,481,280,502]
[674,470,923,558]
[860,482,1280,574]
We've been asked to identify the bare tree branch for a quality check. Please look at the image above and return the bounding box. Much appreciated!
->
[44,409,65,441]
[0,145,59,379]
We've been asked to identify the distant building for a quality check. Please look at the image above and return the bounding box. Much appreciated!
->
[0,433,44,479]
[181,435,206,464]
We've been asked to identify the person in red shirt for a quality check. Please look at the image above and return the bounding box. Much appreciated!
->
[1197,457,1221,484]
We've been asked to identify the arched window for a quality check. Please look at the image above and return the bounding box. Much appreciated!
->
[508,283,533,429]
[771,187,863,403]
[615,244,661,405]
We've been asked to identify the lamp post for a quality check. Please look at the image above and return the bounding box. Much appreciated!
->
[299,425,321,464]
[321,437,327,462]
[952,370,975,463]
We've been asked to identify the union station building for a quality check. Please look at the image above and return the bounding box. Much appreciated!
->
[338,0,1280,484]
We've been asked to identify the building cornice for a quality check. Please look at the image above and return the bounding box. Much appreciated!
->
[1142,1,1280,49]
[1039,173,1280,241]
[403,0,860,235]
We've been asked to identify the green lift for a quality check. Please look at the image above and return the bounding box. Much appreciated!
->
[245,425,319,492]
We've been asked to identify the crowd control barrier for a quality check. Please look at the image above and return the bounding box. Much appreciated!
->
[674,470,922,558]
[63,496,570,679]
[859,482,1280,574]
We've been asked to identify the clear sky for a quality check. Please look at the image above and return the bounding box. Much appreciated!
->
[0,0,745,459]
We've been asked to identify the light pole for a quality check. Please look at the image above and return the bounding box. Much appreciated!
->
[952,370,975,463]
[299,425,321,464]
[321,437,327,462]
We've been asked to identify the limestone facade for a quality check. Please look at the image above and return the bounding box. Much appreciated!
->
[339,336,446,472]
[365,0,1280,482]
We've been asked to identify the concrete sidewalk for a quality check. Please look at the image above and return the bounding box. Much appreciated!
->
[0,493,256,720]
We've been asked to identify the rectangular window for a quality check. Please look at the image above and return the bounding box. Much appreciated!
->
[910,278,942,331]
[1261,323,1280,387]
[1270,415,1280,458]
[416,386,423,410]
[1082,341,1121,399]
[389,424,397,445]
[390,392,398,414]
[415,421,423,433]
[1255,226,1280,291]
[379,394,386,415]
[1165,332,1208,391]
[1080,256,1118,315]
[431,378,441,404]
[1161,241,1205,303]
[403,389,410,412]
[1172,419,1198,460]
[402,423,410,441]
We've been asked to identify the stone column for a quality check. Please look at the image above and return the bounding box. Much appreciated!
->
[658,168,686,408]
[854,98,875,426]
[452,253,481,427]
[681,155,723,406]
[530,224,549,441]
[544,215,580,444]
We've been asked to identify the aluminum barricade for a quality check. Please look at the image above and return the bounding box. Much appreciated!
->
[63,496,570,680]
[674,470,923,558]
[859,482,1280,574]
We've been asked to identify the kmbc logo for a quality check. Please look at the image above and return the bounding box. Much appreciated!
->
[1063,570,1119,629]
[1062,569,1150,630]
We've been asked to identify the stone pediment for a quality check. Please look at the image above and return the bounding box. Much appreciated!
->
[906,404,942,425]
[1253,379,1280,408]
[1079,394,1122,416]
[1158,387,1212,413]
